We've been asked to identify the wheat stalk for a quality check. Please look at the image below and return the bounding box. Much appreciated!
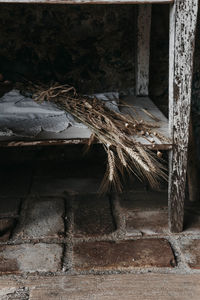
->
[108,147,115,182]
[29,82,168,192]
[116,147,127,168]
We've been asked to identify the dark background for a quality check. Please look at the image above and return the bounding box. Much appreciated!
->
[0,3,199,165]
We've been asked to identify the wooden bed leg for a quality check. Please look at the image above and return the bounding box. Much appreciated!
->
[136,4,151,97]
[168,0,198,233]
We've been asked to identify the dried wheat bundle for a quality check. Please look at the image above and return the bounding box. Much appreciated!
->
[30,83,168,192]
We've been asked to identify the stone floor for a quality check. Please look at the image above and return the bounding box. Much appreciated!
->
[0,146,200,299]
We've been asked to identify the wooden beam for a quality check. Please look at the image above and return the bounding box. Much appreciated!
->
[168,0,199,232]
[0,0,174,4]
[0,274,200,299]
[136,4,151,96]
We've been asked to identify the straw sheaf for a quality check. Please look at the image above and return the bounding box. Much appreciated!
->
[30,83,168,192]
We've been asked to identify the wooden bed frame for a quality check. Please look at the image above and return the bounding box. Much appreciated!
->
[0,0,198,232]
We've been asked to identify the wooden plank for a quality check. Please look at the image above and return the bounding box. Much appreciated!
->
[0,139,172,149]
[0,0,174,4]
[168,0,199,232]
[0,139,89,147]
[0,96,171,148]
[136,4,151,96]
[0,274,200,299]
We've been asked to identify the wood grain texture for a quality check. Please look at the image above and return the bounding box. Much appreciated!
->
[0,274,200,299]
[136,4,151,96]
[0,0,173,4]
[168,0,199,232]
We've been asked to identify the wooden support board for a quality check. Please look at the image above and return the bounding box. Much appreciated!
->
[0,0,173,4]
[136,4,151,96]
[0,274,200,299]
[0,96,171,148]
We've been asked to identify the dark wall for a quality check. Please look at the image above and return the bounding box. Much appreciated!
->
[0,4,136,94]
[0,4,199,159]
[0,4,169,96]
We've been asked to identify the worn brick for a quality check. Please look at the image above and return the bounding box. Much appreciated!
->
[73,239,175,271]
[31,177,101,196]
[0,165,32,197]
[122,176,149,191]
[1,287,29,300]
[34,160,105,179]
[184,212,200,233]
[0,219,15,241]
[73,194,116,237]
[14,198,64,240]
[179,239,200,269]
[184,203,200,233]
[0,198,21,218]
[0,243,62,274]
[119,191,168,212]
[126,211,169,236]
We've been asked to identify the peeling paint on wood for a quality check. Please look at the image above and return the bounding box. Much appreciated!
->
[0,0,174,4]
[0,139,172,149]
[168,0,199,232]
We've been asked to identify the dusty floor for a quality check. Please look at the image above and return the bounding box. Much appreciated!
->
[0,146,200,299]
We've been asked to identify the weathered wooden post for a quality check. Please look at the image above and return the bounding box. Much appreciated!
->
[136,4,151,97]
[168,0,199,232]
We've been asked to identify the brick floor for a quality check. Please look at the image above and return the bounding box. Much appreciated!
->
[0,219,15,242]
[184,202,200,232]
[73,239,176,271]
[119,191,168,212]
[0,165,32,197]
[126,211,169,236]
[184,212,200,233]
[0,149,200,286]
[14,197,65,240]
[120,176,148,192]
[0,197,21,218]
[73,194,116,237]
[179,238,200,269]
[31,177,101,196]
[0,243,63,274]
[33,160,105,179]
[0,274,199,300]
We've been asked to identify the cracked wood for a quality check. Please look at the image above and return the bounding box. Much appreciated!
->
[168,0,199,232]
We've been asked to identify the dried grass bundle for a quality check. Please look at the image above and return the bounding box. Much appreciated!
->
[30,83,168,192]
